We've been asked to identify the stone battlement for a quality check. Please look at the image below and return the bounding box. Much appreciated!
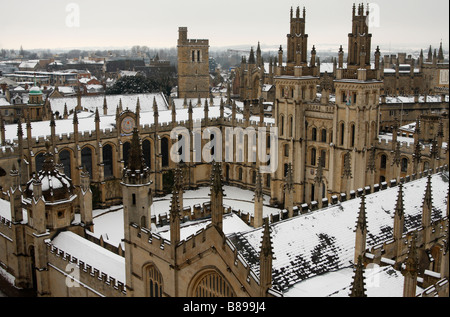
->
[45,241,126,297]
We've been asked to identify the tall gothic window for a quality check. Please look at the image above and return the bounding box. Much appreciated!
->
[350,124,356,147]
[35,152,45,173]
[59,149,71,178]
[380,155,387,170]
[123,142,131,168]
[161,137,169,167]
[401,158,408,173]
[147,266,163,297]
[311,148,316,166]
[311,128,317,141]
[103,144,113,179]
[340,123,345,146]
[321,129,327,143]
[81,147,93,178]
[142,139,151,169]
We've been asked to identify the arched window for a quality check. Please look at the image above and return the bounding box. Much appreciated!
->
[59,149,71,178]
[81,147,93,178]
[35,152,45,173]
[401,158,408,173]
[123,142,131,168]
[191,270,235,297]
[142,139,151,169]
[284,144,289,157]
[380,155,387,170]
[311,128,317,141]
[161,137,169,167]
[289,116,293,137]
[311,148,316,166]
[146,265,163,297]
[340,123,345,146]
[423,161,430,172]
[321,129,327,143]
[350,124,356,147]
[103,144,113,179]
[320,150,326,168]
[238,167,243,181]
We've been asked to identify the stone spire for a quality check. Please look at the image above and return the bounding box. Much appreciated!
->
[259,218,274,296]
[413,141,422,175]
[169,186,181,246]
[73,109,79,125]
[422,175,433,227]
[171,100,177,124]
[204,98,209,126]
[210,161,224,230]
[254,170,264,228]
[248,47,256,64]
[174,165,184,209]
[123,128,150,185]
[422,175,433,245]
[354,194,367,263]
[393,183,405,239]
[103,96,108,115]
[349,256,367,297]
[0,111,5,146]
[402,233,419,297]
[63,103,68,119]
[219,97,224,119]
[438,41,444,62]
[284,163,294,217]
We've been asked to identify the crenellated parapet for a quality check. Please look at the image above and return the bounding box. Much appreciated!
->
[45,241,126,297]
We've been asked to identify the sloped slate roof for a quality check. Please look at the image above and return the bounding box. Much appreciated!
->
[239,173,449,293]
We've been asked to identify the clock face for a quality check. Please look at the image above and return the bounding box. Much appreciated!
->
[121,116,136,134]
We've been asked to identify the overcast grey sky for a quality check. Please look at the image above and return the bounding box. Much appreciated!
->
[0,0,448,52]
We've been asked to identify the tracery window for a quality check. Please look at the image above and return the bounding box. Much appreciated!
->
[103,144,114,179]
[147,265,163,297]
[191,271,235,297]
[59,149,71,178]
[81,147,92,178]
[142,139,151,169]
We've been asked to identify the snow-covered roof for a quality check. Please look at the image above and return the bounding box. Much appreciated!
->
[90,185,274,247]
[0,97,11,107]
[383,95,449,104]
[48,93,168,117]
[285,265,424,297]
[238,172,448,293]
[50,231,125,284]
[19,60,39,69]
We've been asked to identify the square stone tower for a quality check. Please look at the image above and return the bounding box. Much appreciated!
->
[177,27,210,99]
